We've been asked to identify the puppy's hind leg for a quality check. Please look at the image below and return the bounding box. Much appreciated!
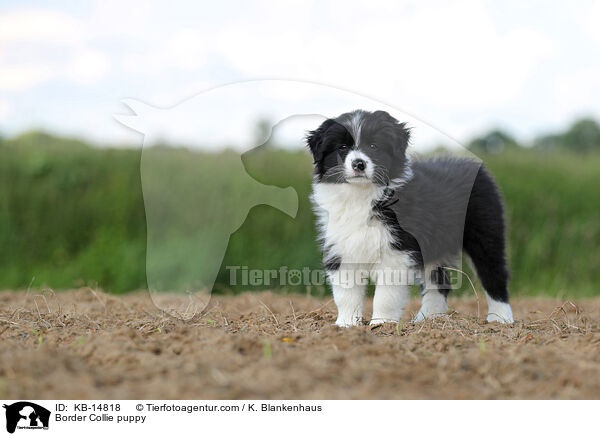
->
[463,226,514,323]
[468,251,514,323]
[462,165,514,323]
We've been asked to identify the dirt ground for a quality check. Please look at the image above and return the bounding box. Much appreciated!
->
[1,289,599,400]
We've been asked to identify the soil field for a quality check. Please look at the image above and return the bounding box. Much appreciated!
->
[1,289,599,399]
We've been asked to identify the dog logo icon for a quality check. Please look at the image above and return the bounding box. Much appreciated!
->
[3,402,50,433]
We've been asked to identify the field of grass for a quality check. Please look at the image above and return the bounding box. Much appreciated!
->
[1,131,599,297]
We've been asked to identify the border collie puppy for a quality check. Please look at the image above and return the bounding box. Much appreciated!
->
[307,110,514,327]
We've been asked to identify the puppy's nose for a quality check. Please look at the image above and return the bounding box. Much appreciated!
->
[352,159,366,172]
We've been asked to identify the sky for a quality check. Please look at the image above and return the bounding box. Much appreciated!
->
[2,0,600,149]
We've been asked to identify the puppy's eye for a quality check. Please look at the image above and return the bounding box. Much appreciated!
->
[370,143,377,149]
[339,144,348,150]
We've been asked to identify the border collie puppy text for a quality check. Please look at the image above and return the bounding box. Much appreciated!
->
[307,110,514,326]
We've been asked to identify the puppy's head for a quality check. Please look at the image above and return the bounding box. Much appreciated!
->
[306,110,410,185]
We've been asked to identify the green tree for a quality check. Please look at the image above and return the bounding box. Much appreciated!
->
[562,118,600,152]
[467,129,520,155]
[534,118,600,153]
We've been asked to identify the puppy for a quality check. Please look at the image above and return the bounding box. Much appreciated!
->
[307,110,514,326]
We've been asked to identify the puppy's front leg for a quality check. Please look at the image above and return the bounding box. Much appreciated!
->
[332,283,366,327]
[370,285,409,325]
[413,288,449,322]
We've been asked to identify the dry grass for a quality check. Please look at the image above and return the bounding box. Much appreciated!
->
[1,289,600,399]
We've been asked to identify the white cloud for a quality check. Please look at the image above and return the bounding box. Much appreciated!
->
[0,8,110,90]
[0,9,82,44]
[122,28,210,74]
[167,29,209,69]
[0,99,10,120]
[67,50,110,84]
[214,0,552,111]
[0,64,56,91]
[555,67,600,119]
[579,0,600,45]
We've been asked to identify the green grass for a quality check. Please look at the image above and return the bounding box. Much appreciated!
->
[1,132,599,298]
[485,150,600,297]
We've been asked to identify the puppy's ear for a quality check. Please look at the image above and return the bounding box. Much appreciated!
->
[306,118,335,163]
[373,111,410,154]
[395,122,411,152]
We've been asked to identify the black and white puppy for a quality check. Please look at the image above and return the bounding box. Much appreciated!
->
[307,110,514,327]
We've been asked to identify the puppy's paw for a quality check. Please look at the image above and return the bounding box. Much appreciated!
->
[369,318,399,326]
[411,311,427,323]
[411,311,446,323]
[335,318,362,328]
[486,312,514,324]
[413,291,448,323]
[486,301,514,324]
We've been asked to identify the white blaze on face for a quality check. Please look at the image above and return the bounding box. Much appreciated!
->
[344,149,374,182]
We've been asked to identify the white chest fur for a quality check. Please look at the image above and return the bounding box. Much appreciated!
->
[311,182,412,270]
